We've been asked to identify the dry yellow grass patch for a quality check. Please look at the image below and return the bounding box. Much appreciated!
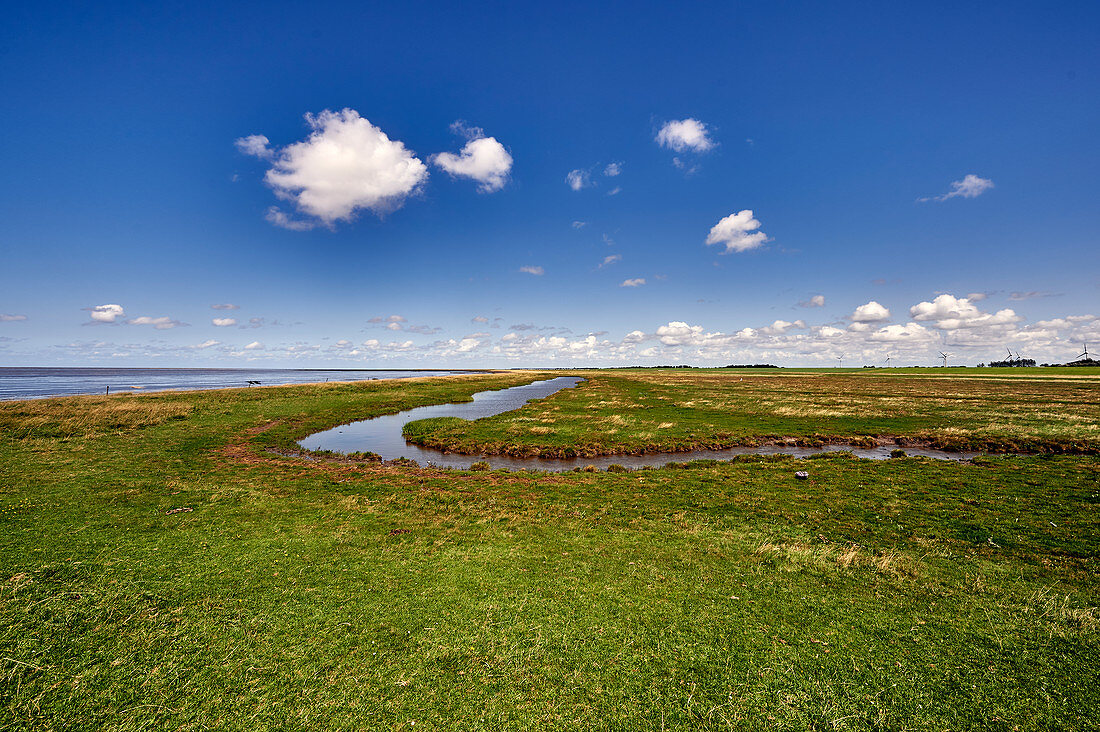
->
[0,395,193,438]
[772,406,860,418]
[657,422,676,429]
[755,541,919,577]
[529,426,554,435]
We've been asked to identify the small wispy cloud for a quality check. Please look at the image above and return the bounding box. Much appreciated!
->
[234,134,274,160]
[620,278,646,287]
[571,220,587,229]
[606,186,621,196]
[265,206,315,231]
[1009,291,1059,301]
[919,174,994,202]
[0,314,27,322]
[599,254,622,269]
[211,303,239,310]
[519,265,545,276]
[566,169,591,191]
[604,162,621,177]
[212,318,238,327]
[798,295,826,308]
[128,316,188,330]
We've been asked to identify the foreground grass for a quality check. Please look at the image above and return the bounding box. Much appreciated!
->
[1,371,1098,730]
[405,368,1100,456]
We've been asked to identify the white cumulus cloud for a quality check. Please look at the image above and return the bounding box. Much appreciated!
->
[851,301,891,323]
[762,319,806,335]
[244,341,264,350]
[85,304,125,323]
[655,321,705,345]
[909,294,1020,330]
[604,162,621,177]
[212,318,237,327]
[656,119,714,152]
[246,109,428,228]
[431,124,512,193]
[705,210,769,253]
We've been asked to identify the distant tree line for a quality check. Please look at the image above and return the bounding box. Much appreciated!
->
[985,358,1037,367]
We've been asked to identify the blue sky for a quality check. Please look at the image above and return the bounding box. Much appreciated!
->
[1,1,1097,367]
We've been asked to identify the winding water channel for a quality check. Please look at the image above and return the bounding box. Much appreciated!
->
[298,377,982,471]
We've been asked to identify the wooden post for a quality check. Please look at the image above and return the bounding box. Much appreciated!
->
[106,385,110,395]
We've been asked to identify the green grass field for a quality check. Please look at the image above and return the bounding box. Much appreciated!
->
[1,369,1098,730]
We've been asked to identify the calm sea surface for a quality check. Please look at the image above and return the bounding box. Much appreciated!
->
[0,368,475,400]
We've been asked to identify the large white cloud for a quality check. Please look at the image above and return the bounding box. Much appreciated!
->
[432,127,512,193]
[656,119,714,152]
[243,109,428,228]
[910,294,1020,330]
[705,210,769,253]
[851,301,891,323]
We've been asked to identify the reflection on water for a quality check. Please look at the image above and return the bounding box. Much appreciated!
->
[299,376,981,471]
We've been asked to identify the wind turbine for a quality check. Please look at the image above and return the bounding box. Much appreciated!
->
[939,351,952,367]
[836,354,844,369]
[884,353,893,368]
[1079,342,1091,361]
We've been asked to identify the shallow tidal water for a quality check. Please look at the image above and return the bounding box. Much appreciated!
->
[299,377,982,471]
[0,367,474,400]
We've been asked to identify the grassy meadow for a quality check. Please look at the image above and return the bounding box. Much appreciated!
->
[1,369,1098,730]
